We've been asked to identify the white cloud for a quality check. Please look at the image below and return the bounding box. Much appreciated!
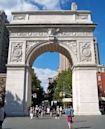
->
[33,67,57,92]
[27,0,61,10]
[0,0,39,20]
[0,0,64,21]
[0,0,72,21]
[0,0,17,8]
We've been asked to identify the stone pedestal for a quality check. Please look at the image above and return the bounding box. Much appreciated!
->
[5,66,26,116]
[72,65,101,115]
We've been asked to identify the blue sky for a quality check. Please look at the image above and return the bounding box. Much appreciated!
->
[0,0,105,91]
[33,52,59,70]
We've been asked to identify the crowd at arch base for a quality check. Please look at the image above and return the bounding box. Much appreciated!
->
[28,103,74,129]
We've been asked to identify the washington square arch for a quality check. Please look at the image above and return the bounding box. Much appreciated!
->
[5,2,101,116]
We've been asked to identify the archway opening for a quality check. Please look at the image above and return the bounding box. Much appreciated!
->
[26,42,73,116]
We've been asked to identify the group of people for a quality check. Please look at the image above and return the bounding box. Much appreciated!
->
[28,105,63,119]
[0,103,74,129]
[29,105,39,119]
[29,104,74,129]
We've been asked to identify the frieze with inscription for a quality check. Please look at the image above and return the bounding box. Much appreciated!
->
[58,32,92,37]
[10,32,48,37]
[10,32,92,38]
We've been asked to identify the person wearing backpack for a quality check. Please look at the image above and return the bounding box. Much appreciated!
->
[65,105,73,129]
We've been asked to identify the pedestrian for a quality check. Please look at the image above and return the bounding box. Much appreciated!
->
[47,106,50,116]
[29,106,34,119]
[59,106,63,117]
[40,106,44,118]
[55,106,60,119]
[35,105,39,118]
[50,106,53,117]
[65,105,73,129]
[0,103,5,129]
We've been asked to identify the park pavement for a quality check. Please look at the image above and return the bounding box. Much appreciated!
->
[2,115,105,129]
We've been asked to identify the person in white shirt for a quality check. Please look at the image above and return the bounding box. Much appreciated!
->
[29,106,34,119]
[59,106,63,117]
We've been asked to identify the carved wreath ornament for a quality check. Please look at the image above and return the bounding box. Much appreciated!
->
[10,43,23,62]
[82,47,91,57]
[80,42,92,62]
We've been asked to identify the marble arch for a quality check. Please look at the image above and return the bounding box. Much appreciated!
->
[5,3,101,116]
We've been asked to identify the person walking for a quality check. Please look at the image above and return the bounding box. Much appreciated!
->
[55,106,60,119]
[59,106,63,117]
[35,105,39,118]
[65,105,73,129]
[0,103,5,129]
[29,106,34,119]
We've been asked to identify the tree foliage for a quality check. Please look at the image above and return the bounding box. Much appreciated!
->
[31,71,44,105]
[53,70,72,101]
[47,79,57,104]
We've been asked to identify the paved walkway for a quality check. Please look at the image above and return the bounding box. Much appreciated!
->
[2,115,105,129]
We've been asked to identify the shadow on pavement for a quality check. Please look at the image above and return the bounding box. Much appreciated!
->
[34,117,51,120]
[74,126,91,129]
[74,120,87,123]
[3,128,12,129]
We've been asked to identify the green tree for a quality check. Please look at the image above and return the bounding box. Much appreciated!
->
[31,72,44,106]
[47,79,57,105]
[54,70,72,101]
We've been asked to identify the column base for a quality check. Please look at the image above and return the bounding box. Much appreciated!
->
[74,111,101,115]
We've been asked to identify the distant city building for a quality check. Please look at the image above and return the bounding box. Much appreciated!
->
[58,54,70,72]
[97,65,105,98]
[0,10,9,73]
[97,65,105,72]
[93,38,100,64]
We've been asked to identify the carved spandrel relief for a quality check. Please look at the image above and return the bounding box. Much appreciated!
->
[61,41,78,60]
[65,41,77,55]
[79,42,92,62]
[26,41,40,54]
[10,42,23,62]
